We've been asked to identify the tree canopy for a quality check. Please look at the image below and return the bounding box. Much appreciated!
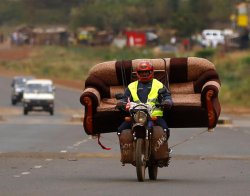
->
[0,0,235,36]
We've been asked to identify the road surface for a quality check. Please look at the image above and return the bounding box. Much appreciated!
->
[0,76,249,196]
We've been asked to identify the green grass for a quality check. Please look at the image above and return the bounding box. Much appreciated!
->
[215,52,250,107]
[0,45,161,81]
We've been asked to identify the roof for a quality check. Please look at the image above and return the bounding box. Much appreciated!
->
[26,79,53,85]
[13,76,35,83]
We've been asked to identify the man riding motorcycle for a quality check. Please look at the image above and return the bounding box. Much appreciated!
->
[116,61,173,143]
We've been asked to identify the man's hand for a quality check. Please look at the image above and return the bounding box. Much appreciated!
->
[161,100,172,110]
[116,101,126,110]
[125,103,130,111]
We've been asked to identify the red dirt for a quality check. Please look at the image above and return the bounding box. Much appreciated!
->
[0,46,31,60]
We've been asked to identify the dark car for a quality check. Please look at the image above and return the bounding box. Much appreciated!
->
[11,76,35,105]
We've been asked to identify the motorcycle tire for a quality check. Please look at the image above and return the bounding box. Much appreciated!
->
[135,138,146,182]
[148,164,158,180]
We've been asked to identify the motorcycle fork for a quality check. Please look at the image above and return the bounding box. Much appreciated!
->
[144,129,149,161]
[133,129,150,162]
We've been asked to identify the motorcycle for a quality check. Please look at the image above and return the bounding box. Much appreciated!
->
[116,94,170,182]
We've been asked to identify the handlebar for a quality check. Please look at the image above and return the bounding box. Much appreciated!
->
[117,101,167,113]
[155,103,165,108]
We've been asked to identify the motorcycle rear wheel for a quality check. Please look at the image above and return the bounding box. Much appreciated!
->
[136,138,146,182]
[148,164,158,180]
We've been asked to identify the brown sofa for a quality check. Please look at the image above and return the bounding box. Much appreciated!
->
[80,57,221,135]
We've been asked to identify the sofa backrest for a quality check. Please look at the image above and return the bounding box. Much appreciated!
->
[85,57,220,98]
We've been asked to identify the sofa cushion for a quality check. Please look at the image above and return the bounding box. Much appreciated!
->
[96,93,201,112]
[170,82,194,94]
[109,82,195,98]
[172,94,201,106]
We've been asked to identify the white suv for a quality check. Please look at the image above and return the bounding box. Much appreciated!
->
[201,29,225,48]
[23,79,55,115]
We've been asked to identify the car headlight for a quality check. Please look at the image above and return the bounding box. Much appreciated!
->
[134,111,147,124]
[23,99,30,103]
[47,100,54,104]
[15,88,22,93]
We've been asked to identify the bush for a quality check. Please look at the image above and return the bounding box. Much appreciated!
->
[195,48,216,59]
[217,54,250,107]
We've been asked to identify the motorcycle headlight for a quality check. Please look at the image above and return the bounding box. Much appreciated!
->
[134,111,147,124]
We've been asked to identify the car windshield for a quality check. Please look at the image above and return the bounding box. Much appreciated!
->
[25,84,53,93]
[14,77,33,87]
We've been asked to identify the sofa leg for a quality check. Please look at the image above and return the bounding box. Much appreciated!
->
[82,97,93,134]
[206,90,216,129]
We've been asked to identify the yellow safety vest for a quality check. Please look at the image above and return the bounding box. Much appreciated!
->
[128,79,163,117]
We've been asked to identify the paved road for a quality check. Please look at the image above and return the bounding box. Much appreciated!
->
[0,76,250,196]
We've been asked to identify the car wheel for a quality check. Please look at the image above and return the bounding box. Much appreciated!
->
[12,99,16,105]
[49,109,54,116]
[23,108,28,115]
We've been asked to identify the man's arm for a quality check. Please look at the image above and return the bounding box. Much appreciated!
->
[116,88,133,110]
[158,86,173,109]
[122,88,133,102]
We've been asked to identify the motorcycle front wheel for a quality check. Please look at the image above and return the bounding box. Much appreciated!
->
[148,164,158,180]
[136,138,146,182]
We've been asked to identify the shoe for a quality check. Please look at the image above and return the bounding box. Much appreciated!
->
[168,148,172,154]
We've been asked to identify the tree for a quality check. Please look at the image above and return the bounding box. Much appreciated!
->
[0,0,237,37]
[0,0,23,25]
[208,0,234,24]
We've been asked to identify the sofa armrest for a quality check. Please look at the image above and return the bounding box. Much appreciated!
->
[80,88,101,135]
[201,81,221,129]
[201,81,220,99]
[80,87,101,109]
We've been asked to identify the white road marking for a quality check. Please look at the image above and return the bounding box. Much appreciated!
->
[21,172,30,175]
[73,143,81,147]
[34,165,42,169]
[72,139,88,147]
[45,159,53,161]
[11,137,97,178]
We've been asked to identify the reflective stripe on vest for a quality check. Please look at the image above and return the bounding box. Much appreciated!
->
[128,79,163,116]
